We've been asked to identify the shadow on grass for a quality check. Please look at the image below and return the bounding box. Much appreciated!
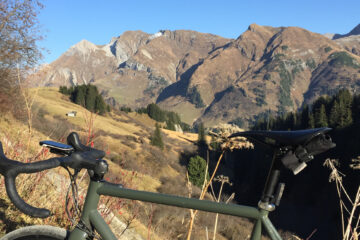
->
[0,198,28,233]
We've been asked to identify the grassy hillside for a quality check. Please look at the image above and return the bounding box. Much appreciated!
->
[0,87,263,240]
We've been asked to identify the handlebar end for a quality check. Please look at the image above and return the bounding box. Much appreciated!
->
[5,176,51,218]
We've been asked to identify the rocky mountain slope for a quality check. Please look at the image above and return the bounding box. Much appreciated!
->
[37,30,230,110]
[331,24,360,56]
[35,24,360,128]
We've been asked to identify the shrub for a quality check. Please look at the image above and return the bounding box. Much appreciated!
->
[325,46,332,53]
[120,106,132,113]
[306,58,317,69]
[263,73,271,80]
[329,51,360,69]
[273,53,285,61]
[281,45,289,51]
[187,155,209,187]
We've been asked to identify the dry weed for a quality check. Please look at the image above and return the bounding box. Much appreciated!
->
[186,127,253,240]
[324,158,360,240]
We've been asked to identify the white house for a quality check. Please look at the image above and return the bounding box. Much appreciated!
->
[66,111,77,117]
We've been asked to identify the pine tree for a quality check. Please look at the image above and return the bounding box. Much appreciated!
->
[74,86,86,106]
[150,123,164,149]
[314,104,328,127]
[197,122,206,144]
[166,119,175,131]
[147,103,166,122]
[59,86,68,94]
[335,89,353,128]
[95,95,106,115]
[308,112,315,129]
[352,95,360,123]
[329,101,340,128]
[85,85,97,111]
[187,155,209,187]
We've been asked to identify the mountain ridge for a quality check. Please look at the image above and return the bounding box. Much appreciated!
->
[33,24,360,128]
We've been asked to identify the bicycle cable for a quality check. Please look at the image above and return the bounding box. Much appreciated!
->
[64,167,102,240]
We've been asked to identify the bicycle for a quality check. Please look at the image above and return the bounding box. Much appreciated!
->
[0,128,336,240]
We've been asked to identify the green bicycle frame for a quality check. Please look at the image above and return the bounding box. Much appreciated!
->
[68,180,283,240]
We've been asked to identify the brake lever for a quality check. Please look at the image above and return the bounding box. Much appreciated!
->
[67,132,88,151]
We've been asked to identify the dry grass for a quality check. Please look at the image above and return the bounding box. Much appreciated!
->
[324,158,360,240]
[0,87,287,240]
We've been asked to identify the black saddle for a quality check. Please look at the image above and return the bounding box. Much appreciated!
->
[229,127,332,148]
[229,127,336,174]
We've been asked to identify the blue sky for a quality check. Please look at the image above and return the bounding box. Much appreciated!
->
[38,0,360,64]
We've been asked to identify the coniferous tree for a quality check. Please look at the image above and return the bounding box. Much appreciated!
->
[285,112,297,129]
[67,84,107,115]
[150,123,164,149]
[329,100,341,128]
[197,122,207,158]
[68,86,75,95]
[187,155,209,187]
[340,106,353,128]
[95,95,106,115]
[85,85,97,111]
[74,86,86,106]
[197,122,206,144]
[308,111,315,129]
[165,119,175,131]
[147,103,166,122]
[59,86,67,94]
[336,89,353,128]
[314,104,328,127]
[352,94,360,123]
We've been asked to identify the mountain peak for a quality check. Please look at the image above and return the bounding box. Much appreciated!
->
[66,39,99,56]
[333,23,360,39]
[247,23,261,32]
[348,24,360,36]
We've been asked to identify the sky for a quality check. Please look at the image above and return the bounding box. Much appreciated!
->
[38,0,360,64]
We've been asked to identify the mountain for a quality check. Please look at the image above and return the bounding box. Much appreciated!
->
[36,30,230,110]
[35,24,360,128]
[333,24,360,39]
[332,24,360,57]
[325,24,360,56]
[158,24,360,126]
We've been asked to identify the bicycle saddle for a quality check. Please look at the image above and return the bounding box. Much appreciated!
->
[229,127,332,148]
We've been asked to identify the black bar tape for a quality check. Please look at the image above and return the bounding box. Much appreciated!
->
[4,158,62,218]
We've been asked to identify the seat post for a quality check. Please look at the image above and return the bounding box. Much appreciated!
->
[258,149,283,211]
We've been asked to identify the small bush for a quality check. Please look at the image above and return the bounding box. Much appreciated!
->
[273,53,285,61]
[263,73,271,80]
[325,46,332,53]
[120,106,132,113]
[187,155,209,187]
[306,58,316,69]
